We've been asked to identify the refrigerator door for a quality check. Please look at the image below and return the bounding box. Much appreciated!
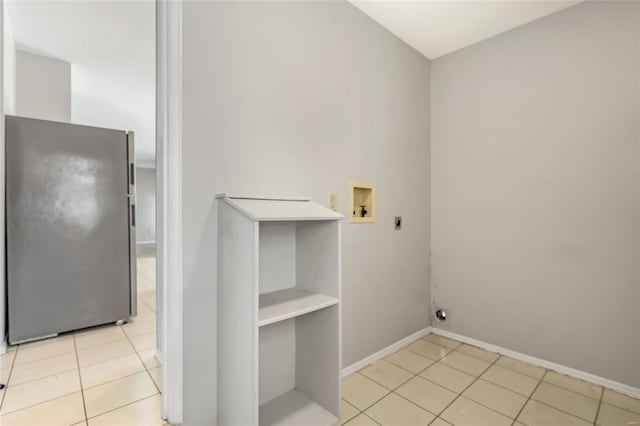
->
[6,116,134,343]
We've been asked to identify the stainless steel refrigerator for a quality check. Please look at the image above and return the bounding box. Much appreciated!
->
[6,115,137,344]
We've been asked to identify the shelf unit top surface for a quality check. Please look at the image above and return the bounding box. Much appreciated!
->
[217,194,343,222]
[259,288,339,327]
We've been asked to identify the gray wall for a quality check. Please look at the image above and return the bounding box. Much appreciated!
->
[15,49,70,122]
[136,167,156,244]
[182,1,430,423]
[431,1,640,387]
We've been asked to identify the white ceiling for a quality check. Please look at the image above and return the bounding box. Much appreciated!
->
[6,0,156,167]
[350,0,581,59]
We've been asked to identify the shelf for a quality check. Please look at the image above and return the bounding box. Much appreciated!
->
[259,389,338,426]
[259,288,339,327]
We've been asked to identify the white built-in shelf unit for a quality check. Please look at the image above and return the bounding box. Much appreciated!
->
[216,194,343,426]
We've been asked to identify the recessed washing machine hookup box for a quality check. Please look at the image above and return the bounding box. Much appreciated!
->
[350,182,376,223]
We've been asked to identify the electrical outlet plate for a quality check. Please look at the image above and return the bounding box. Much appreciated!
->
[329,192,338,211]
[394,216,402,230]
[350,182,376,223]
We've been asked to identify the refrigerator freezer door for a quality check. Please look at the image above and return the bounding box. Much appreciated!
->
[6,116,133,343]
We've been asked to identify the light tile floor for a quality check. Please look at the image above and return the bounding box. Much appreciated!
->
[342,334,640,426]
[0,258,162,425]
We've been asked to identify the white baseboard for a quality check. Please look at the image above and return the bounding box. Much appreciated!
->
[0,339,7,355]
[342,327,432,377]
[431,327,640,400]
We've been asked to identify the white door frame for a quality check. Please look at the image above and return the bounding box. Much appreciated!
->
[0,0,7,356]
[157,0,183,423]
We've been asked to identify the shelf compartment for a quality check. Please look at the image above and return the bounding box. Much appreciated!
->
[259,288,338,327]
[259,389,338,426]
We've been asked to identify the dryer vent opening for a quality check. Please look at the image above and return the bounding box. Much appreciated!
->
[435,309,447,322]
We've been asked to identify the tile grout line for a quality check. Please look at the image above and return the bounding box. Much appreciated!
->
[344,359,426,417]
[421,338,610,423]
[346,369,417,425]
[377,344,514,423]
[85,394,159,422]
[343,410,383,426]
[593,387,604,426]
[121,318,161,394]
[0,328,154,420]
[349,339,516,423]
[510,369,545,426]
[0,289,155,421]
[362,412,382,426]
[525,396,603,425]
[73,334,89,424]
[0,344,19,413]
[362,373,441,419]
[2,363,157,419]
[422,337,551,380]
[383,352,437,377]
[78,351,137,370]
[355,344,447,412]
[358,342,482,423]
[0,344,83,419]
[417,345,502,421]
[346,337,640,426]
[440,345,568,425]
[523,370,603,425]
[340,399,361,426]
[416,358,538,400]
[342,338,442,416]
[7,365,79,388]
[429,416,452,426]
[140,295,157,313]
[0,391,86,418]
[538,376,603,401]
[538,378,603,401]
[80,316,159,422]
[509,371,605,426]
[80,366,149,393]
[347,375,393,413]
[443,350,601,425]
[4,341,94,388]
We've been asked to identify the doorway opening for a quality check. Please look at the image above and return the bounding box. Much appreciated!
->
[0,1,173,423]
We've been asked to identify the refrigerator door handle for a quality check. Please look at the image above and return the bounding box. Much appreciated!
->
[129,196,138,317]
[127,132,135,194]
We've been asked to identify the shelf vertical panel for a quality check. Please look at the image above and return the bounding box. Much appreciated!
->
[296,221,340,298]
[258,222,297,294]
[218,201,259,425]
[259,320,296,405]
[295,305,341,418]
[295,221,341,418]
